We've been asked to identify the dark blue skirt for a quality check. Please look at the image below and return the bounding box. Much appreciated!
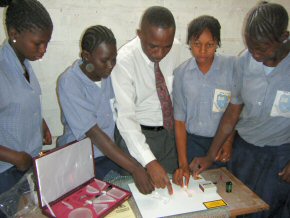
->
[228,134,290,218]
[94,156,122,180]
[187,133,226,168]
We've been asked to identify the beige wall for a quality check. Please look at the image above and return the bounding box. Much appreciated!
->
[0,0,289,136]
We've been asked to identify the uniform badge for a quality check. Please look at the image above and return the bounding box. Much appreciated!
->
[213,89,231,112]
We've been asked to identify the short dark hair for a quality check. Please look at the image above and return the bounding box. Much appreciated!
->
[0,0,53,32]
[187,15,221,47]
[140,6,175,29]
[81,25,116,53]
[245,2,289,42]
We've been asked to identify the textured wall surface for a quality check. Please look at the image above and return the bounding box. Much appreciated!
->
[0,0,289,136]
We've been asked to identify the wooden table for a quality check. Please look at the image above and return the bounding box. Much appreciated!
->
[201,167,269,218]
[11,167,269,218]
[122,167,269,218]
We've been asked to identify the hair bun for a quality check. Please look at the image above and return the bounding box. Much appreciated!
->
[0,0,12,7]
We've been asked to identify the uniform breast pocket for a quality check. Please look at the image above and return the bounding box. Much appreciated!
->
[212,89,231,112]
[271,90,290,118]
[0,102,21,138]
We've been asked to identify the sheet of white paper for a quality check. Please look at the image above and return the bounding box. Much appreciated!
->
[129,177,224,218]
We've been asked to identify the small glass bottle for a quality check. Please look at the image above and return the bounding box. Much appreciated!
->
[226,181,232,193]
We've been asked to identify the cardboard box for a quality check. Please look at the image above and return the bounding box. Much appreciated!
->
[199,181,217,193]
[33,138,131,218]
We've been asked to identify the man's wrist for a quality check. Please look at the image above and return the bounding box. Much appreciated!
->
[145,159,158,170]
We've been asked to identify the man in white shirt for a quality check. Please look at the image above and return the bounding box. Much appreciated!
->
[111,6,181,194]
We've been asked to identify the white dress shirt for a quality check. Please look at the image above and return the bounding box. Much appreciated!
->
[111,36,181,167]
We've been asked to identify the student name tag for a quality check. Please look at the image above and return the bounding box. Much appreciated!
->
[271,90,290,118]
[203,199,227,209]
[212,89,231,112]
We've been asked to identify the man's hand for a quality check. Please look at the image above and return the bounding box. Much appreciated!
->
[14,151,32,171]
[215,141,233,163]
[279,161,290,183]
[146,160,173,195]
[189,156,213,178]
[131,166,155,194]
[173,165,190,187]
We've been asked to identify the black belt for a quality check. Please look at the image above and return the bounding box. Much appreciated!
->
[140,125,164,131]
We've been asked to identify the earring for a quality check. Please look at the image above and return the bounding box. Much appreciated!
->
[85,63,94,73]
[283,39,288,44]
[12,39,16,43]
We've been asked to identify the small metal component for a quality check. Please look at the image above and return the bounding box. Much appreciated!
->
[226,181,233,193]
[101,185,113,195]
[79,194,88,200]
[61,201,74,209]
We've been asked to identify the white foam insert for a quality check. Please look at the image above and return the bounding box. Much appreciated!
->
[35,138,94,207]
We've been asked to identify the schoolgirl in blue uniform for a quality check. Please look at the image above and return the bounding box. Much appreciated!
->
[57,25,154,195]
[191,3,290,217]
[172,16,236,186]
[0,0,53,195]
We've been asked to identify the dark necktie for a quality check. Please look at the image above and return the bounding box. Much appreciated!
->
[154,62,174,131]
